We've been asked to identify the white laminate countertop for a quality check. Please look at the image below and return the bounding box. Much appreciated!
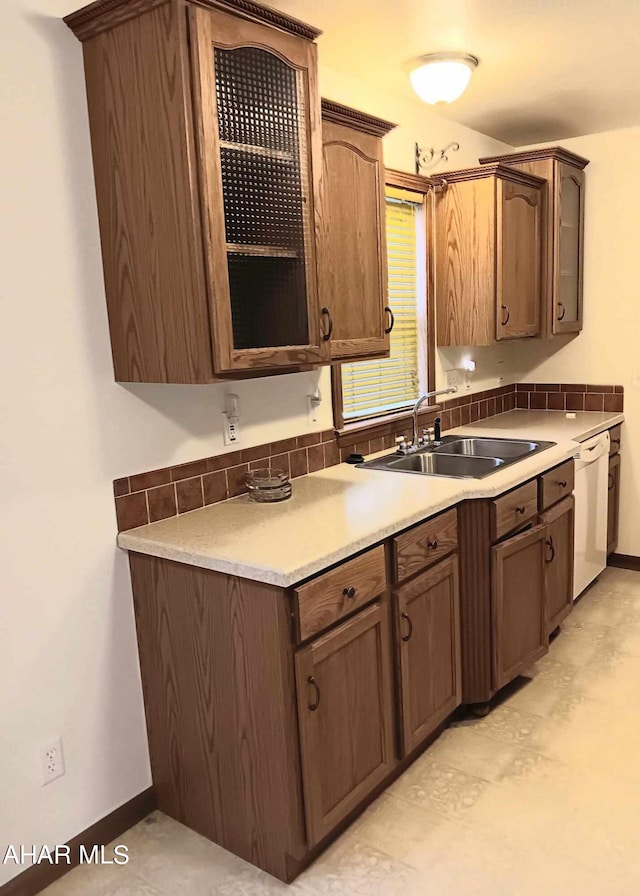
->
[117,409,624,587]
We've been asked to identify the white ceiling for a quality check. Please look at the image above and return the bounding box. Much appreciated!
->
[274,0,640,145]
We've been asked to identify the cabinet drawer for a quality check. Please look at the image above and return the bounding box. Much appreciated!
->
[293,546,387,642]
[490,480,538,542]
[610,424,621,456]
[392,508,458,584]
[538,459,575,511]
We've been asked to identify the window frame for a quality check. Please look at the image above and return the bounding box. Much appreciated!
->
[332,168,436,444]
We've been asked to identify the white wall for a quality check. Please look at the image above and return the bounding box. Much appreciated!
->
[512,127,640,555]
[0,1,512,884]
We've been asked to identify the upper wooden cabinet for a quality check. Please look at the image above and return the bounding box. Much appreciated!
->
[480,147,589,337]
[65,0,329,381]
[318,101,396,361]
[435,164,545,347]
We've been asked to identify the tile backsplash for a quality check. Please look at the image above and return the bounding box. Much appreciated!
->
[114,382,623,532]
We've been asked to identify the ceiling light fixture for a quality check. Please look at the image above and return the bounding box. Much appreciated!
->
[409,53,479,104]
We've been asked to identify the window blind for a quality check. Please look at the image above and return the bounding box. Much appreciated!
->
[342,193,421,421]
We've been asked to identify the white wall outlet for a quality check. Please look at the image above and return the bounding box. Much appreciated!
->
[446,369,460,389]
[41,738,65,786]
[307,390,322,424]
[223,416,239,446]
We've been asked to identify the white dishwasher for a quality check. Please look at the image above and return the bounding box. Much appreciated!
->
[573,430,610,599]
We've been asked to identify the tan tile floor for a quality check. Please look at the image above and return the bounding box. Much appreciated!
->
[43,567,640,895]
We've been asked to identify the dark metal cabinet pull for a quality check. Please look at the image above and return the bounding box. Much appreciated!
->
[321,307,333,341]
[384,306,395,334]
[608,473,615,491]
[545,536,555,563]
[516,505,525,514]
[401,612,413,642]
[612,438,621,447]
[557,301,566,321]
[558,480,567,488]
[501,304,510,326]
[427,539,438,550]
[343,586,356,599]
[307,675,320,711]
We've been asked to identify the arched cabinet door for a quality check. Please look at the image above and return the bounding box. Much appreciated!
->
[554,164,585,334]
[189,4,329,372]
[318,101,396,361]
[496,179,543,340]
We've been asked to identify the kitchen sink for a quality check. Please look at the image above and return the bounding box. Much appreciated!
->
[358,435,555,479]
[433,438,540,459]
[387,453,504,477]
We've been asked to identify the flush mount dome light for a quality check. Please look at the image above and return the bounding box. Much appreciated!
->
[409,53,479,104]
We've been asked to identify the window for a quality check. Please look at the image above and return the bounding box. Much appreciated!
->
[340,184,427,424]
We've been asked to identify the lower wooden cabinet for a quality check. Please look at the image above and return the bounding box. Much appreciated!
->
[394,554,461,756]
[608,452,621,555]
[491,524,548,691]
[541,496,575,634]
[294,602,395,846]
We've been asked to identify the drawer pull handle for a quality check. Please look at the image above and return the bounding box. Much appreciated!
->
[401,611,413,642]
[608,473,615,491]
[557,301,566,321]
[321,307,333,341]
[427,539,438,550]
[501,304,510,326]
[343,586,356,599]
[558,480,567,488]
[545,536,555,563]
[612,438,620,446]
[384,306,395,334]
[515,505,526,514]
[307,676,320,711]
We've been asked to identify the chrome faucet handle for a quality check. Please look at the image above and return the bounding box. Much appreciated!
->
[395,435,409,454]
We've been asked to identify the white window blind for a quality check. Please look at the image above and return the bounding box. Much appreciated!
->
[342,190,423,422]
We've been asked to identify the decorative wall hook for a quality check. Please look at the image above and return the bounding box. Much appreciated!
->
[415,141,460,174]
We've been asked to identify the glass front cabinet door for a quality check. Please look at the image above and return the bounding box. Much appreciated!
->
[189,5,329,372]
[554,162,585,333]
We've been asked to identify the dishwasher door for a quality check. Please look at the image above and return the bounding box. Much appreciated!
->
[573,431,610,599]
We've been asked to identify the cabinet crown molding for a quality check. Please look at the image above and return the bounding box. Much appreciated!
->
[436,163,546,188]
[320,99,396,137]
[65,0,322,42]
[479,146,590,170]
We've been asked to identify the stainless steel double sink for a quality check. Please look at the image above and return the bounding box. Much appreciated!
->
[359,435,555,479]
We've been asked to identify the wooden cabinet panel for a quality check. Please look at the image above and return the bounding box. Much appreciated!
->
[538,459,575,512]
[608,453,621,555]
[294,602,395,846]
[189,5,328,372]
[496,178,542,340]
[541,496,575,634]
[609,424,622,457]
[293,546,387,642]
[492,524,548,691]
[319,102,395,361]
[394,555,461,756]
[392,508,458,584]
[490,480,538,542]
[479,148,588,338]
[435,165,544,347]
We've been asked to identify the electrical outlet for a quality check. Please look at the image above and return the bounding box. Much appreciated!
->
[223,416,239,446]
[41,738,65,786]
[446,369,460,389]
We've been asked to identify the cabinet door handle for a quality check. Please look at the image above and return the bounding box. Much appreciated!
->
[384,306,395,334]
[321,307,333,341]
[612,438,621,447]
[608,473,615,491]
[307,675,320,711]
[558,480,567,488]
[557,301,566,321]
[427,539,438,550]
[401,611,413,642]
[501,304,510,326]
[545,536,555,563]
[516,505,526,515]
[342,586,356,599]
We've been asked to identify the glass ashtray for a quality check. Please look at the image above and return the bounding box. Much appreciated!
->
[245,468,292,503]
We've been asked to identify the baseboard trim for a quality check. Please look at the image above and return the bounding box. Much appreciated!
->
[0,787,155,896]
[608,553,640,571]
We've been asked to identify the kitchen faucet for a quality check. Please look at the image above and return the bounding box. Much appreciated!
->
[396,387,458,455]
